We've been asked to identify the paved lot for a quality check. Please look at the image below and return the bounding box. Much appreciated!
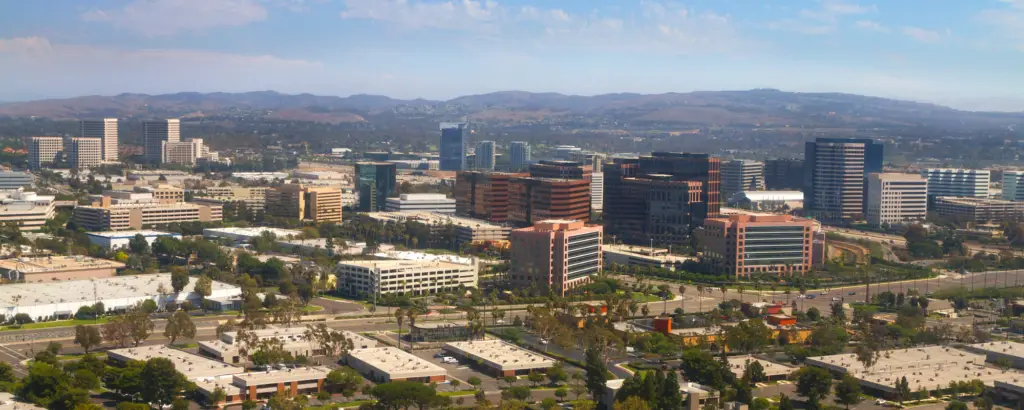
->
[411,349,501,393]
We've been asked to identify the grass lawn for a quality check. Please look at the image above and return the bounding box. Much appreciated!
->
[171,343,198,349]
[57,353,107,361]
[439,391,477,397]
[307,400,376,409]
[0,317,111,331]
[301,305,325,313]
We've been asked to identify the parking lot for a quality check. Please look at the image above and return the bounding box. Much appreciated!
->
[411,349,502,393]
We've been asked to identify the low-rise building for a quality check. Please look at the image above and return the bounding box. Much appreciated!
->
[933,197,1024,224]
[0,273,242,321]
[443,340,556,377]
[384,194,456,213]
[603,379,717,410]
[0,190,55,230]
[86,230,180,251]
[73,197,222,231]
[963,341,1024,369]
[345,347,446,383]
[335,257,478,298]
[198,327,327,364]
[198,186,268,212]
[365,211,511,243]
[697,214,815,278]
[0,171,32,191]
[726,356,795,381]
[410,321,471,342]
[203,227,303,243]
[344,331,378,350]
[603,244,693,271]
[0,255,124,282]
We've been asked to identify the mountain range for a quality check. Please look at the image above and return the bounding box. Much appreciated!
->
[1,89,1021,129]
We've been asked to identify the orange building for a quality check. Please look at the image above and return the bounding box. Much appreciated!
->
[508,177,591,226]
[454,171,525,222]
[509,220,603,296]
[697,214,816,278]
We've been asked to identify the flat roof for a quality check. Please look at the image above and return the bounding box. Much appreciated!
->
[966,341,1024,359]
[0,255,125,273]
[339,258,470,271]
[727,356,796,378]
[374,251,476,266]
[444,340,556,371]
[203,227,303,239]
[108,345,243,380]
[364,211,507,230]
[231,367,330,387]
[344,331,379,349]
[86,230,179,239]
[0,392,45,410]
[413,320,469,330]
[0,273,238,308]
[346,347,446,378]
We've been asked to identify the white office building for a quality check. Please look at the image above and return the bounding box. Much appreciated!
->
[591,172,604,215]
[80,118,118,162]
[384,194,456,213]
[866,173,928,226]
[28,136,63,171]
[1003,171,1024,202]
[0,190,55,230]
[921,168,990,203]
[474,141,496,171]
[721,159,765,198]
[86,230,181,251]
[336,256,478,297]
[67,137,103,169]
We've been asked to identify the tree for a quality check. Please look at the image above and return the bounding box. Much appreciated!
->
[163,310,197,344]
[325,368,362,397]
[660,371,684,409]
[17,362,69,408]
[126,303,155,346]
[102,316,131,348]
[170,267,190,293]
[195,275,213,304]
[745,361,767,383]
[834,375,862,410]
[74,325,102,354]
[128,234,150,254]
[584,346,609,399]
[895,376,911,405]
[467,376,482,389]
[371,381,439,410]
[140,358,188,407]
[548,362,568,386]
[0,362,15,384]
[946,401,968,410]
[614,396,651,410]
[752,398,771,410]
[528,371,546,387]
[830,302,846,322]
[555,387,569,402]
[724,319,772,353]
[209,387,227,405]
[974,396,994,410]
[778,394,794,410]
[795,367,833,410]
[807,307,821,322]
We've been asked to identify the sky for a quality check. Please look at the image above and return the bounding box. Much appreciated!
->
[1,0,1024,111]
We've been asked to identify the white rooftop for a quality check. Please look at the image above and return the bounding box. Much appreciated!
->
[374,251,475,266]
[0,255,125,273]
[967,340,1024,359]
[203,227,303,239]
[0,273,237,308]
[347,347,446,377]
[344,331,379,349]
[108,345,243,380]
[86,230,179,238]
[391,194,452,202]
[727,355,796,378]
[365,211,506,230]
[444,340,556,371]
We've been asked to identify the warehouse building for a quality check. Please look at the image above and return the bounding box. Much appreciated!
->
[0,255,125,282]
[443,340,556,377]
[345,347,446,383]
[203,227,303,243]
[86,230,180,251]
[199,327,325,364]
[726,356,795,381]
[963,341,1024,369]
[0,273,241,321]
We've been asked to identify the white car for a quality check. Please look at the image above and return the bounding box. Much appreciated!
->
[539,339,549,345]
[441,356,458,364]
[875,399,887,406]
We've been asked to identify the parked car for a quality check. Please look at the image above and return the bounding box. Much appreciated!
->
[806,295,816,299]
[539,339,549,345]
[848,291,857,295]
[441,357,458,364]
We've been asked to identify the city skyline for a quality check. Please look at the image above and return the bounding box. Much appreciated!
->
[0,0,1023,111]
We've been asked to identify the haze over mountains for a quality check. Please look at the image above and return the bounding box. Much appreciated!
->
[0,89,1021,129]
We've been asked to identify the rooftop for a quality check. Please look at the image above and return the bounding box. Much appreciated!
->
[390,193,452,202]
[231,367,330,386]
[727,356,796,378]
[347,347,446,376]
[374,251,476,266]
[108,345,243,380]
[86,230,179,239]
[443,340,556,371]
[203,227,303,239]
[966,341,1024,359]
[365,211,506,230]
[0,255,125,273]
[0,273,237,308]
[344,331,378,349]
[0,392,45,410]
[340,258,469,271]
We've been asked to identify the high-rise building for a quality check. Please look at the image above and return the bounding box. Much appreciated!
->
[922,168,990,204]
[765,159,804,190]
[509,177,591,226]
[509,220,602,296]
[803,138,883,223]
[553,145,582,160]
[454,171,524,222]
[162,138,206,165]
[866,173,928,227]
[591,172,604,216]
[355,162,397,212]
[144,119,181,164]
[67,137,102,169]
[529,160,592,180]
[28,136,63,170]
[603,152,721,246]
[440,122,469,171]
[266,184,343,223]
[721,159,764,199]
[1002,171,1024,202]
[697,214,815,278]
[474,141,495,170]
[509,141,531,169]
[80,118,118,162]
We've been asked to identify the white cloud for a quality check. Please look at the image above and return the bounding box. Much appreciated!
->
[0,37,328,99]
[81,0,268,36]
[902,26,942,43]
[976,0,1024,50]
[773,0,875,35]
[854,20,888,33]
[339,0,503,31]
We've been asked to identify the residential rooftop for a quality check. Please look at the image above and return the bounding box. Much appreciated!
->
[0,255,125,273]
[108,345,243,380]
[443,340,556,371]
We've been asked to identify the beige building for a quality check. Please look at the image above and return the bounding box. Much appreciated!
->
[509,220,603,296]
[67,137,102,169]
[0,191,56,230]
[0,255,125,282]
[134,184,185,203]
[866,173,928,227]
[28,136,63,170]
[144,119,180,164]
[80,118,118,162]
[198,186,268,211]
[336,256,478,297]
[73,196,222,231]
[266,184,342,223]
[162,138,206,165]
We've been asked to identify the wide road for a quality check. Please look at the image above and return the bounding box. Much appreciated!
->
[824,226,1024,257]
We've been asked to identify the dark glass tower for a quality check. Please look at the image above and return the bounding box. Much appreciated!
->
[440,122,469,171]
[355,162,397,212]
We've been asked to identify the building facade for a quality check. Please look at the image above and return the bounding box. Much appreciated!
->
[200,187,269,211]
[508,177,591,226]
[922,168,990,204]
[0,191,55,230]
[933,197,1024,224]
[509,220,602,296]
[384,193,456,213]
[440,122,469,171]
[80,118,118,162]
[721,160,765,198]
[86,230,180,251]
[474,141,496,170]
[355,162,397,212]
[143,119,181,164]
[509,141,531,170]
[1003,171,1024,202]
[529,160,592,180]
[803,138,883,223]
[266,184,343,223]
[162,138,205,165]
[73,197,222,231]
[697,214,815,278]
[591,172,604,215]
[67,137,102,169]
[454,171,524,222]
[336,258,478,298]
[866,173,928,227]
[0,171,32,191]
[603,153,721,246]
[765,158,804,190]
[28,136,63,170]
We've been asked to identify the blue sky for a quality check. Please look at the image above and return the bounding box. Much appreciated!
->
[1,0,1023,110]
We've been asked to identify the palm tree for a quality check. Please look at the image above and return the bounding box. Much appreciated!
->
[799,286,807,310]
[784,286,792,303]
[406,308,421,350]
[696,284,705,313]
[394,308,406,350]
[737,285,746,303]
[719,286,727,303]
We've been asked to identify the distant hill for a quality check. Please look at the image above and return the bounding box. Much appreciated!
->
[1,89,1022,128]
